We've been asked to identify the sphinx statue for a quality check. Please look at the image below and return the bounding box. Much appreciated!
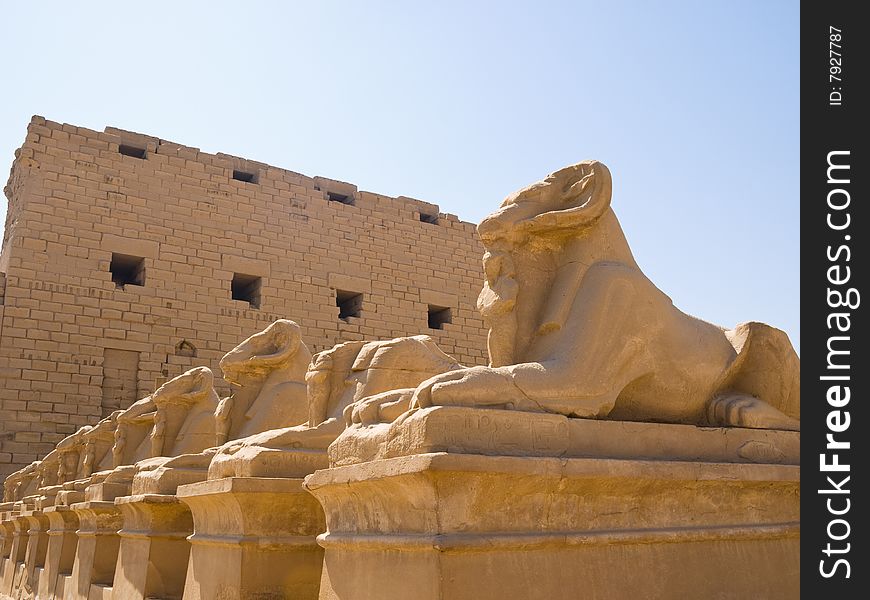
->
[130,321,311,493]
[33,450,60,490]
[148,366,220,455]
[1,419,109,505]
[79,413,118,478]
[2,461,39,503]
[55,425,93,483]
[111,396,158,468]
[306,162,801,600]
[42,368,220,503]
[111,367,218,464]
[397,160,800,430]
[215,319,311,443]
[207,334,462,478]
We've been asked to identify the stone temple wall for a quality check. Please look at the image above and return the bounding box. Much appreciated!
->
[0,116,488,478]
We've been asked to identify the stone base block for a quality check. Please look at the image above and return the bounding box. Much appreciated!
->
[17,509,50,597]
[39,505,80,600]
[112,494,194,600]
[131,466,208,497]
[305,452,800,600]
[177,477,325,600]
[330,406,800,466]
[84,481,131,504]
[35,486,63,510]
[0,515,16,590]
[1,514,29,596]
[66,501,123,600]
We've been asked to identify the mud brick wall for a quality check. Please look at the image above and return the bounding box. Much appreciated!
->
[0,116,488,478]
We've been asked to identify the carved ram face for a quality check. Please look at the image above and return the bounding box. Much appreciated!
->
[151,366,215,406]
[477,160,612,245]
[219,319,302,386]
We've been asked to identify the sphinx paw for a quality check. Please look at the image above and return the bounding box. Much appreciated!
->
[708,394,800,431]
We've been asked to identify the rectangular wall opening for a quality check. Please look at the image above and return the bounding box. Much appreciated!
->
[336,290,363,320]
[420,212,439,225]
[110,253,145,288]
[232,169,257,183]
[232,273,262,308]
[327,192,354,206]
[428,305,452,329]
[118,144,146,159]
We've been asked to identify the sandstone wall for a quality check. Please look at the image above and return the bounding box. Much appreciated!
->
[0,116,488,478]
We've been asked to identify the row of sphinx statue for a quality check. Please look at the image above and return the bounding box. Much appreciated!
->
[4,322,462,502]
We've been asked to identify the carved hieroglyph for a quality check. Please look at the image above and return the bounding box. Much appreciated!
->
[404,160,799,431]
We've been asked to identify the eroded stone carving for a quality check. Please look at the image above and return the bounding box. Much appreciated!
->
[207,335,461,478]
[55,425,92,483]
[216,319,311,443]
[130,321,311,493]
[2,461,39,502]
[79,412,119,478]
[405,161,799,431]
[112,395,160,468]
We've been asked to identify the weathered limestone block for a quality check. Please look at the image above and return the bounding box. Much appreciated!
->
[176,477,325,600]
[331,406,800,467]
[38,506,79,600]
[0,508,16,582]
[307,416,800,600]
[65,502,123,600]
[9,508,50,599]
[1,512,30,597]
[112,495,193,600]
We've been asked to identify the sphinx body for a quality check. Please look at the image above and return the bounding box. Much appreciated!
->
[216,319,312,442]
[407,160,799,431]
[3,461,39,502]
[207,335,461,478]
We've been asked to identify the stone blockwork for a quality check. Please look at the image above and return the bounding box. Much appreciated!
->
[0,116,488,478]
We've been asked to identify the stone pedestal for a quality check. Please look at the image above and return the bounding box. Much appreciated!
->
[177,477,325,600]
[19,509,50,598]
[34,486,62,511]
[66,502,123,600]
[1,513,29,596]
[305,407,800,600]
[39,505,80,600]
[112,494,194,600]
[0,509,18,589]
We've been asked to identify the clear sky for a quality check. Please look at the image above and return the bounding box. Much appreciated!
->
[0,1,799,351]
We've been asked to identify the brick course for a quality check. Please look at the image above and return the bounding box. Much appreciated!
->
[0,116,488,478]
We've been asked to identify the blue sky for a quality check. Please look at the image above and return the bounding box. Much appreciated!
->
[0,1,799,350]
